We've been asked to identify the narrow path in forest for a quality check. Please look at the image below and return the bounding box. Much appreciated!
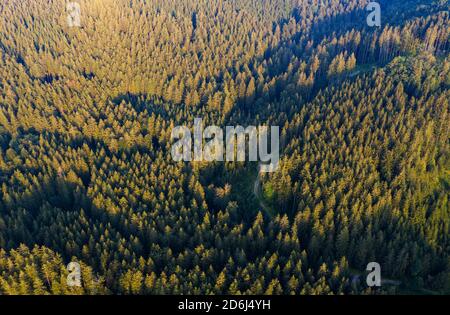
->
[252,168,273,217]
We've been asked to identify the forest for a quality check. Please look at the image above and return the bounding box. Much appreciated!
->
[0,0,448,295]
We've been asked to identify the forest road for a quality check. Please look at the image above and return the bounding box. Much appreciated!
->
[253,170,272,217]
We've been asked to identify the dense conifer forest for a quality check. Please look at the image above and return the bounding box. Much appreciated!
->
[0,0,448,294]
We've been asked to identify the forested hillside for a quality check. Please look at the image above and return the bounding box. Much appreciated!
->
[0,0,448,294]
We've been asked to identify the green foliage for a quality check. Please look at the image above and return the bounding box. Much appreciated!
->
[0,0,448,295]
